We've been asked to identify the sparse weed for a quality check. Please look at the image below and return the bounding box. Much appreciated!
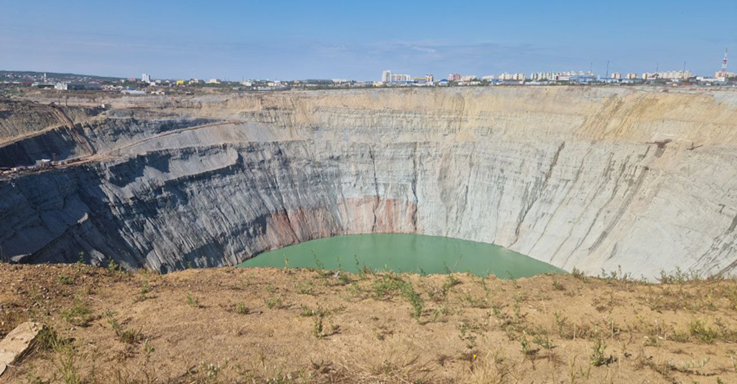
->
[371,273,406,299]
[35,326,61,351]
[313,313,325,338]
[53,340,80,384]
[442,274,461,295]
[107,257,119,274]
[401,281,424,320]
[552,280,565,291]
[571,267,586,281]
[236,302,249,315]
[60,299,94,327]
[118,328,145,344]
[187,292,201,308]
[105,309,121,333]
[266,296,283,309]
[140,277,150,294]
[520,333,534,356]
[265,283,277,294]
[590,337,614,366]
[295,281,316,295]
[689,319,718,343]
[532,333,554,350]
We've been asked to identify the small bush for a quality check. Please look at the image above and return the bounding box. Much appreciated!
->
[572,267,586,280]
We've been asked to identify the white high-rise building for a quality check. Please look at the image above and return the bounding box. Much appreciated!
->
[142,73,151,83]
[382,70,392,84]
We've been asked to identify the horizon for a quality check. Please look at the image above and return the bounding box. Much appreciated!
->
[1,0,736,81]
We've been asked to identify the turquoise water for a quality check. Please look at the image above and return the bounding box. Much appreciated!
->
[237,234,564,278]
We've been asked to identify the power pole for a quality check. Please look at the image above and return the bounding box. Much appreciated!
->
[682,61,687,79]
[606,60,610,78]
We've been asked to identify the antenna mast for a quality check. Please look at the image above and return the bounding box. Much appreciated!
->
[721,48,729,77]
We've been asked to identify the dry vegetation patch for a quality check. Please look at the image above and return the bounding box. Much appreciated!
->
[1,264,736,383]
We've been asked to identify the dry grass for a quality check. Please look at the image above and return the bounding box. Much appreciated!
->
[1,263,737,383]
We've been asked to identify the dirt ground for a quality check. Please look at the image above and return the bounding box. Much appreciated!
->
[1,263,736,383]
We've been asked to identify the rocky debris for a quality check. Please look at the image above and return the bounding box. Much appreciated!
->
[0,322,41,377]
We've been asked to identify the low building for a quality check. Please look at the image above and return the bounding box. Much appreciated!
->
[643,71,691,80]
[715,71,737,79]
[390,74,411,83]
[54,83,102,91]
[448,73,461,82]
[569,74,597,83]
[498,73,526,81]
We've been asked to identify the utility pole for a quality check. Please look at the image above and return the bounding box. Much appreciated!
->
[606,60,610,78]
[682,61,687,79]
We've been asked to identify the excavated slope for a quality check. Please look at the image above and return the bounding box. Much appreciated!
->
[1,87,737,278]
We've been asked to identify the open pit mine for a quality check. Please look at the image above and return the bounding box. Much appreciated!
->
[1,87,737,279]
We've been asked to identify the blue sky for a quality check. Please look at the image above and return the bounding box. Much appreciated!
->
[1,0,736,80]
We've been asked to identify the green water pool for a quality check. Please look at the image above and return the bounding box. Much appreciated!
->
[237,234,564,278]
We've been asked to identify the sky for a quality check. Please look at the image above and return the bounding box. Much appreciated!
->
[1,0,736,81]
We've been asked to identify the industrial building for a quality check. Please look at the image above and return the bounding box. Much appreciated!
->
[54,83,102,91]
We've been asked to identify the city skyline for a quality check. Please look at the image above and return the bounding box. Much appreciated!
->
[1,0,736,80]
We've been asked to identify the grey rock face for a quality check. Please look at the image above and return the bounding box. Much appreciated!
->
[1,87,737,278]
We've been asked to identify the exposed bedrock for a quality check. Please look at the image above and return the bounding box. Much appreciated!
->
[1,87,737,278]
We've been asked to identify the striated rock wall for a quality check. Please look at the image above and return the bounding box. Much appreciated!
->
[1,87,737,278]
[0,99,102,140]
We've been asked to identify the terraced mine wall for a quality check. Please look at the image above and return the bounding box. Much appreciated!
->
[1,87,737,278]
